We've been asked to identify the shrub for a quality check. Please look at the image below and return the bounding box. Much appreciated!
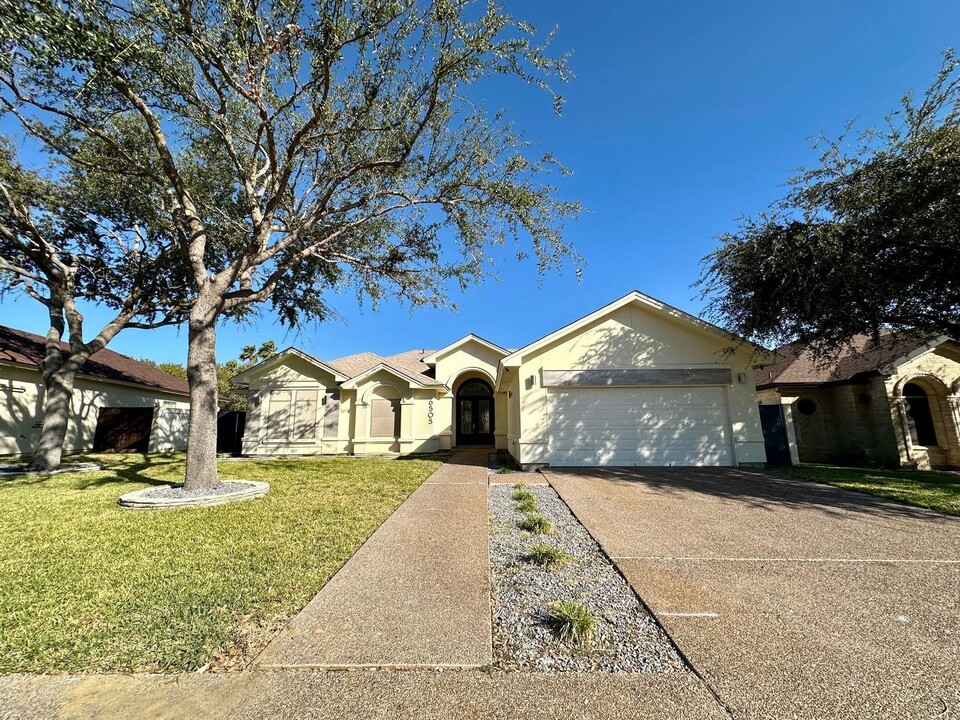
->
[546,600,596,644]
[525,544,571,568]
[519,512,553,534]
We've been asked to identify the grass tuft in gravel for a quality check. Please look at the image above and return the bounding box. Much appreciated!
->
[519,512,553,534]
[514,495,538,513]
[512,486,535,502]
[546,600,596,645]
[0,453,441,674]
[525,544,571,569]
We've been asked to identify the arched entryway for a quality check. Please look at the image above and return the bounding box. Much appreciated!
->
[456,378,494,446]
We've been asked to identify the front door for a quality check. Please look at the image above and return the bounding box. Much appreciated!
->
[456,379,494,446]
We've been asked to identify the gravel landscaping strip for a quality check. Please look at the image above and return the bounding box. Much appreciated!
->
[489,483,684,673]
[140,481,255,499]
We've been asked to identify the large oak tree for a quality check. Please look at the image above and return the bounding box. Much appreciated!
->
[699,52,960,356]
[1,0,580,489]
[0,140,190,471]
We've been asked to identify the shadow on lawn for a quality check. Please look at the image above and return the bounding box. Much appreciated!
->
[549,465,960,523]
[0,452,183,489]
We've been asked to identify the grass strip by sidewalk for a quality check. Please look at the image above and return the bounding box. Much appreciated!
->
[777,464,960,517]
[0,453,442,674]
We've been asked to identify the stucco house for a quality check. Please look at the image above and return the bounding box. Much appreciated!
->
[756,332,960,470]
[232,291,770,468]
[0,325,190,456]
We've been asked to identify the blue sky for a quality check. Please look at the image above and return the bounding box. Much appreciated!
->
[3,0,958,364]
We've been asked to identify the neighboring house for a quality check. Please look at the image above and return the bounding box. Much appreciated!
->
[0,325,190,456]
[232,291,770,469]
[756,332,960,470]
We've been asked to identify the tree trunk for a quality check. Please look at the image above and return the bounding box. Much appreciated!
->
[27,363,78,471]
[183,299,221,491]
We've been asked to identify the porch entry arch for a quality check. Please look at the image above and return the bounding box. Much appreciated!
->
[455,378,494,446]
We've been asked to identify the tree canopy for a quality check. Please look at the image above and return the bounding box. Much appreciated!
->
[699,51,960,355]
[1,0,580,488]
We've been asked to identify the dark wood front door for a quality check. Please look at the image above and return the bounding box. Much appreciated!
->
[93,407,154,453]
[456,379,494,446]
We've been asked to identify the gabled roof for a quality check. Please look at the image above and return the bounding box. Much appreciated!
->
[339,361,444,390]
[0,324,189,396]
[500,290,768,368]
[230,347,348,384]
[421,334,507,365]
[754,330,950,388]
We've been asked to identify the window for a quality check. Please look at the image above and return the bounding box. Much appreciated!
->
[370,398,401,438]
[903,383,938,447]
[264,389,319,441]
[796,398,817,416]
[292,389,318,440]
[264,390,291,440]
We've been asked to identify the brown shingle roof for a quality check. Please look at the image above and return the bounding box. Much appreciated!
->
[383,349,436,381]
[755,330,942,388]
[0,325,189,395]
[327,349,441,386]
[326,351,383,378]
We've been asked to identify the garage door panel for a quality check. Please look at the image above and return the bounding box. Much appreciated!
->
[547,387,733,467]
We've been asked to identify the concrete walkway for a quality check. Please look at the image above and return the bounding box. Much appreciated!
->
[0,668,725,720]
[256,449,492,669]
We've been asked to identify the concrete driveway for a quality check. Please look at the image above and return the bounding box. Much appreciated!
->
[544,467,960,720]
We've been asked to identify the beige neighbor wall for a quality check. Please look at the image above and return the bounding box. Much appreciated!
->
[763,346,960,469]
[884,347,960,469]
[0,363,189,456]
[762,382,900,466]
[241,354,348,456]
[509,302,766,468]
[433,340,507,450]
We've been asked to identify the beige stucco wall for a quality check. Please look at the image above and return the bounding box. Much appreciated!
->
[0,363,190,456]
[240,354,348,456]
[506,302,766,467]
[434,341,508,450]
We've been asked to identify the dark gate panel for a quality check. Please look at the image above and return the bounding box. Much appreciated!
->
[217,411,246,455]
[93,407,154,453]
[759,404,791,465]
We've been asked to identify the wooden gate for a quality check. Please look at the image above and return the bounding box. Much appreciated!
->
[93,407,154,453]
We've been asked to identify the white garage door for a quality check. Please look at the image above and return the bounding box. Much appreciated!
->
[546,387,734,466]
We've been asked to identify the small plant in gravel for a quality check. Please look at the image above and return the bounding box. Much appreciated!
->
[519,512,553,534]
[514,496,538,513]
[546,600,596,645]
[512,486,535,502]
[525,544,571,568]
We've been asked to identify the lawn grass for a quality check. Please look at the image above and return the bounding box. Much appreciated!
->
[777,464,960,517]
[0,453,442,674]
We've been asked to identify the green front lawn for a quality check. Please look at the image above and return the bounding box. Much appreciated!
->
[778,464,960,517]
[0,453,443,674]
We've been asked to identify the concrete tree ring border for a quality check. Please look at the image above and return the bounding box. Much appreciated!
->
[118,480,270,510]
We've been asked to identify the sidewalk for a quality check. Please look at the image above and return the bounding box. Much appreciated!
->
[255,449,492,669]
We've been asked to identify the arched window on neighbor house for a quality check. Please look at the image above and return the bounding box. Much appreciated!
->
[903,382,938,447]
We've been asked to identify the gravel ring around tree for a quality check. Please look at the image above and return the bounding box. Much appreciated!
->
[489,483,684,673]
